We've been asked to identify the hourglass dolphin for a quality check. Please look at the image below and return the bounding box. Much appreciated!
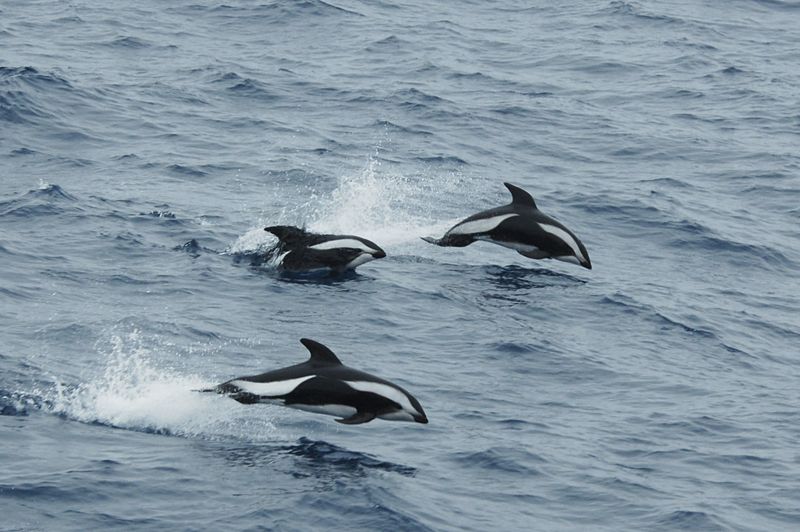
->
[202,338,428,425]
[422,182,592,269]
[265,225,386,273]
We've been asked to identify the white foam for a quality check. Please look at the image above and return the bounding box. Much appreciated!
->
[229,153,462,258]
[42,331,279,441]
[227,226,275,254]
[306,155,460,248]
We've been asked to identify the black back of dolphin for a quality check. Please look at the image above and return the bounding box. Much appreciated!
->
[264,225,312,248]
[422,182,591,269]
[210,339,428,425]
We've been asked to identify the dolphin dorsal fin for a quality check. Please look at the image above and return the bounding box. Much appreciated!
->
[300,338,343,366]
[504,182,537,208]
[264,225,308,246]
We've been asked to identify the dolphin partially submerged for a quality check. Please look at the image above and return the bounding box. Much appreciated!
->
[265,225,387,273]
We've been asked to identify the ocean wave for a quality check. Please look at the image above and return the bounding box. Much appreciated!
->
[372,119,434,136]
[187,0,364,19]
[0,67,75,125]
[669,232,794,269]
[604,1,686,25]
[365,35,407,51]
[0,483,97,502]
[0,66,72,90]
[599,291,756,361]
[656,510,727,530]
[215,74,282,100]
[0,64,108,147]
[0,183,78,218]
[166,164,208,177]
[451,447,545,476]
[103,36,152,49]
[286,437,416,476]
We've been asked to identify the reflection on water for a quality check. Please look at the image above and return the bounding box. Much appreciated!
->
[483,265,586,291]
[214,437,417,478]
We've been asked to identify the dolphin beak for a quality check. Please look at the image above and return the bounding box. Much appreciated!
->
[581,257,592,270]
[414,412,428,424]
[373,249,387,259]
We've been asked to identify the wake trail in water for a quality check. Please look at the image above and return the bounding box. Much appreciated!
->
[229,155,461,257]
[39,331,281,442]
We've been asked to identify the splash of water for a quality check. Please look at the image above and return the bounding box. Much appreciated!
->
[229,155,462,257]
[42,331,279,441]
[307,156,458,247]
[227,226,277,255]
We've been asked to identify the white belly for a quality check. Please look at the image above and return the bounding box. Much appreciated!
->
[288,403,358,418]
[344,252,377,270]
[476,235,540,253]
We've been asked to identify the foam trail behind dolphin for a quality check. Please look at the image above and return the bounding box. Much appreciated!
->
[41,331,280,441]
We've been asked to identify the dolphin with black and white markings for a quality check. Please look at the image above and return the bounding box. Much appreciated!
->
[202,338,428,425]
[422,182,592,269]
[265,225,386,273]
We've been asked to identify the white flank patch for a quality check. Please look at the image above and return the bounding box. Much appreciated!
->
[476,235,539,253]
[449,214,518,236]
[538,223,587,263]
[345,380,417,414]
[231,375,315,397]
[309,238,377,253]
[345,252,377,270]
[289,403,357,418]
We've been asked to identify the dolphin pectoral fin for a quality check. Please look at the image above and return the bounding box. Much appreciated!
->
[518,249,551,259]
[335,411,377,425]
[229,392,261,405]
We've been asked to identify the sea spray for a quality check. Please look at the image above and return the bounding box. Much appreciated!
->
[229,154,461,257]
[42,331,279,441]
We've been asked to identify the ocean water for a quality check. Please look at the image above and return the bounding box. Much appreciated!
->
[2,0,799,530]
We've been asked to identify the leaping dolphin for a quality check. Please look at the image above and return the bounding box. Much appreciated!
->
[202,338,428,425]
[422,182,591,269]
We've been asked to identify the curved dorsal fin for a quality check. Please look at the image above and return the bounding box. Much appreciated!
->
[300,338,343,366]
[504,182,537,208]
[264,225,308,245]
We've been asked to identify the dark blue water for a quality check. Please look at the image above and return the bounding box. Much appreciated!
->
[2,1,800,530]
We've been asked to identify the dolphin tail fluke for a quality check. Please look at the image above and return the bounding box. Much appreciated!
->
[421,236,443,246]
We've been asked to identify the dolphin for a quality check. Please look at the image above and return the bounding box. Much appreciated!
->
[265,225,386,273]
[203,338,428,425]
[422,182,591,269]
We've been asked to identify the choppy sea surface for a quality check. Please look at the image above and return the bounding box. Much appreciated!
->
[2,1,799,530]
